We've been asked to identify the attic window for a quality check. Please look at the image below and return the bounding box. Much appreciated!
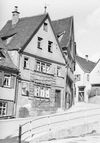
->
[37,37,43,49]
[43,22,48,32]
[48,41,53,53]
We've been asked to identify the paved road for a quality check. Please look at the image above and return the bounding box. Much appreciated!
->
[41,134,100,143]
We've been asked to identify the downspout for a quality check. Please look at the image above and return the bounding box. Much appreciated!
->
[14,50,21,117]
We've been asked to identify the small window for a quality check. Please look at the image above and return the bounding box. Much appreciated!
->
[3,75,11,87]
[75,74,81,81]
[43,22,48,32]
[57,66,61,77]
[37,37,43,49]
[87,74,89,81]
[24,57,29,69]
[0,101,7,116]
[48,41,53,53]
[22,82,29,96]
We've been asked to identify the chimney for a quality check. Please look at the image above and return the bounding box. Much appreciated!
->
[85,55,88,61]
[12,6,20,26]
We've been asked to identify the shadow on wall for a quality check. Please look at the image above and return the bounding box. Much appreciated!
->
[19,107,29,118]
[0,136,28,143]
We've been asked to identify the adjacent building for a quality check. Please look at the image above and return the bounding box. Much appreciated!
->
[74,55,96,103]
[0,39,18,118]
[52,17,76,108]
[0,7,76,117]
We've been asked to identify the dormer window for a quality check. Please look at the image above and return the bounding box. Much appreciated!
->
[48,41,53,53]
[37,37,43,49]
[43,22,48,32]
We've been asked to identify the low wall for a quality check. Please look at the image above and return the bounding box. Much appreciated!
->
[0,103,100,142]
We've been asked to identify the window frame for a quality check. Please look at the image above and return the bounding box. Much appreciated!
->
[3,74,11,88]
[23,57,29,69]
[34,86,50,99]
[22,82,29,96]
[0,101,7,116]
[75,74,81,82]
[37,37,43,49]
[48,41,53,53]
[43,22,48,32]
[36,60,51,74]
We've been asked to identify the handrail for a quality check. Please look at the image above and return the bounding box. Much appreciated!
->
[19,106,100,143]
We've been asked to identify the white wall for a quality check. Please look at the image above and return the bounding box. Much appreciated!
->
[24,19,65,64]
[74,62,91,103]
[90,60,100,84]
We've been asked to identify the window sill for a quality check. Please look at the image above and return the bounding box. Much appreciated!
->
[2,86,12,89]
[23,67,29,70]
[34,96,50,100]
[34,70,54,76]
[57,76,64,79]
[48,51,53,53]
[22,94,29,97]
[37,47,42,50]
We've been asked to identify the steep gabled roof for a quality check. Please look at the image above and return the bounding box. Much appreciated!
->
[0,14,47,50]
[0,39,18,71]
[76,55,96,73]
[52,16,73,48]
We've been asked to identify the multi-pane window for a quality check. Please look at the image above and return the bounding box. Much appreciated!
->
[57,66,61,77]
[37,37,43,49]
[22,82,29,96]
[34,86,50,99]
[43,22,48,32]
[36,60,51,74]
[24,57,29,69]
[48,41,53,52]
[78,86,85,102]
[3,75,11,87]
[0,102,7,116]
[75,74,81,82]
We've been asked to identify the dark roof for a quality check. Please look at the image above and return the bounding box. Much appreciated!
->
[52,17,73,48]
[0,39,18,71]
[76,55,96,73]
[0,14,47,50]
[0,14,73,51]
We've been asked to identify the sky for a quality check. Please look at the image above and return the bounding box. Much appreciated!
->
[0,0,100,62]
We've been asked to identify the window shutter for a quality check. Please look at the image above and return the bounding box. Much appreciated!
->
[0,71,4,87]
[10,76,15,88]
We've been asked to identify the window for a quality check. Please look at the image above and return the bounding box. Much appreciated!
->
[87,74,89,81]
[36,60,51,74]
[57,66,61,77]
[3,75,11,87]
[34,86,50,99]
[48,41,53,53]
[22,82,29,96]
[75,74,81,82]
[24,57,29,69]
[43,22,48,32]
[78,86,85,102]
[37,37,43,49]
[0,102,7,116]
